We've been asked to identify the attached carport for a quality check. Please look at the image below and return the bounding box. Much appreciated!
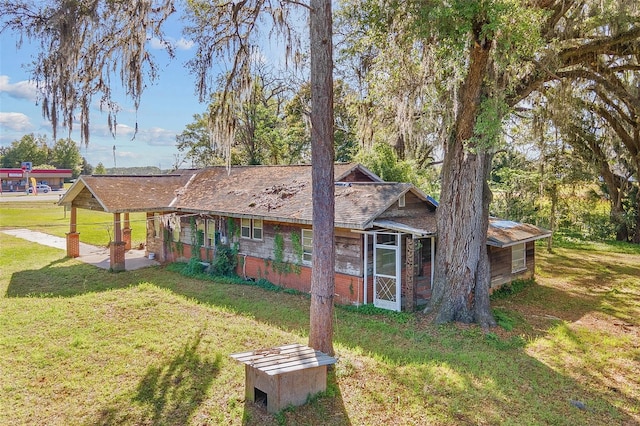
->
[57,173,195,271]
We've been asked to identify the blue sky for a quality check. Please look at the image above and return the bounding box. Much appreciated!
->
[0,18,212,170]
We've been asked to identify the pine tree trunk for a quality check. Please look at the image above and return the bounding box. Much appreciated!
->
[428,30,496,328]
[308,0,335,355]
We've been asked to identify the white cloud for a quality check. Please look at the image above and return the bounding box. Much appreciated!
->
[149,36,194,51]
[0,75,38,102]
[0,112,34,132]
[140,127,177,146]
[174,38,195,50]
[86,121,176,146]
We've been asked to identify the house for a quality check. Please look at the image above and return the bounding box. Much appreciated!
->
[58,163,551,312]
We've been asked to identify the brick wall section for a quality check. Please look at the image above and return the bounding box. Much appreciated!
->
[110,241,126,271]
[66,232,80,258]
[122,227,132,250]
[237,255,365,305]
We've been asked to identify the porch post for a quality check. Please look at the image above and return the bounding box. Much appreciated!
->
[110,212,126,271]
[122,212,132,250]
[363,233,368,305]
[405,236,415,311]
[66,206,80,258]
[430,237,435,289]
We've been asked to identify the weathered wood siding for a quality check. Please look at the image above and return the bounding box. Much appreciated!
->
[378,192,433,219]
[229,220,363,277]
[489,241,536,288]
[71,188,103,210]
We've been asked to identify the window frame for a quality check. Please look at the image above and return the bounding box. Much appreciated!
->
[252,219,263,240]
[241,218,263,241]
[241,218,251,239]
[511,242,526,273]
[206,219,216,247]
[302,228,313,264]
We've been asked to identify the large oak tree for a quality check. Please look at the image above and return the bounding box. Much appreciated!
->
[340,0,640,325]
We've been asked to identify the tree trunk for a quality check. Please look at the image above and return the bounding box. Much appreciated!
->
[427,31,496,328]
[308,0,335,355]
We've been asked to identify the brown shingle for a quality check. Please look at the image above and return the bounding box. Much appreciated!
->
[174,165,409,229]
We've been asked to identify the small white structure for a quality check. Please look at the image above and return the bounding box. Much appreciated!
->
[230,343,337,413]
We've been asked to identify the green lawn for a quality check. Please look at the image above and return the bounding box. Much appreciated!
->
[0,201,147,247]
[1,201,638,425]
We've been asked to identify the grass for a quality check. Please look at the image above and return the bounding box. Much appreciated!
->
[1,202,639,425]
[0,200,147,247]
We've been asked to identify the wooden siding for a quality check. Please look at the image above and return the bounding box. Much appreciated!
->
[71,188,103,210]
[378,191,434,219]
[489,241,536,288]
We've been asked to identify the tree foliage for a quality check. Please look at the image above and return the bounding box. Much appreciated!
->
[1,134,49,168]
[0,0,175,145]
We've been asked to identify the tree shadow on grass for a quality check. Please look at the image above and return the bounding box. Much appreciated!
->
[6,254,639,424]
[92,331,220,426]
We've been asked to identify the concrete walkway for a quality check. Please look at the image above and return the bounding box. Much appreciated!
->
[2,229,159,271]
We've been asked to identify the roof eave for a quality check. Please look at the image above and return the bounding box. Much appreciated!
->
[487,232,553,248]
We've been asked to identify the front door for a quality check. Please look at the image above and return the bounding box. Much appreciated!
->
[373,232,401,311]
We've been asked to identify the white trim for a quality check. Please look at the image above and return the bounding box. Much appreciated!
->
[373,231,402,312]
[363,233,368,305]
[302,228,313,265]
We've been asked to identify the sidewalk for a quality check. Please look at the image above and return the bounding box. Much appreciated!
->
[2,229,159,271]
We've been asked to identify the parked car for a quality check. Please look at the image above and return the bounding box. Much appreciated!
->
[28,184,52,193]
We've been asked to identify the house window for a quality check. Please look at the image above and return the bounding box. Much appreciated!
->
[511,243,526,273]
[399,194,405,208]
[302,228,313,264]
[241,218,263,240]
[252,219,263,240]
[241,218,251,238]
[206,219,216,247]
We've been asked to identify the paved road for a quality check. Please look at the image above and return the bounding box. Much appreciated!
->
[0,190,66,203]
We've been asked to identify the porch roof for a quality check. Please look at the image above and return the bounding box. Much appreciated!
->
[373,215,437,236]
[58,173,197,213]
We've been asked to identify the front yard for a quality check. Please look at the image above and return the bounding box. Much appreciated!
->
[0,203,638,425]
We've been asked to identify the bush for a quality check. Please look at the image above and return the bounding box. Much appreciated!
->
[210,244,238,276]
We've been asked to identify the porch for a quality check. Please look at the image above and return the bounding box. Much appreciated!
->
[361,217,437,312]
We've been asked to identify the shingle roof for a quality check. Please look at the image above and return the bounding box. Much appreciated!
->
[58,165,551,244]
[59,173,197,212]
[173,164,411,229]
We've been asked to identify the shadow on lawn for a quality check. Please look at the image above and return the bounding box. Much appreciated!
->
[92,331,220,426]
[6,259,639,424]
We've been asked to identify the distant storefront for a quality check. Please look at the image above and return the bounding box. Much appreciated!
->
[0,168,73,192]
